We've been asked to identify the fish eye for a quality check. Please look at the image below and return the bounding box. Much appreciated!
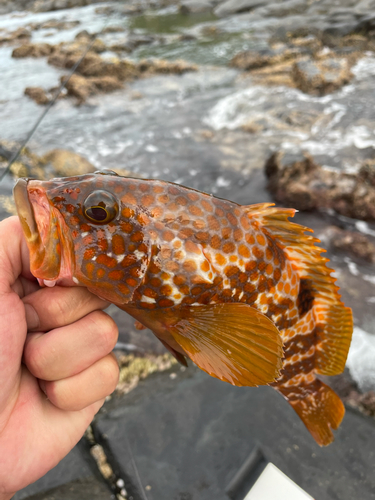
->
[83,190,119,224]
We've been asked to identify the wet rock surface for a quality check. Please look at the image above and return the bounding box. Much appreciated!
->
[214,0,269,18]
[1,0,375,498]
[292,56,353,96]
[93,366,375,500]
[24,86,51,104]
[321,226,375,263]
[265,152,375,220]
[14,35,198,104]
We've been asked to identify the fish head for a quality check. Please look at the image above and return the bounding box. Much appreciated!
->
[13,173,149,303]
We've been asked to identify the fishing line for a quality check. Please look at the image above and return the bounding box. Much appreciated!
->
[125,434,149,500]
[0,6,117,183]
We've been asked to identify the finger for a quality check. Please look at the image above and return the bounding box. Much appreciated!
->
[0,218,34,410]
[41,354,119,411]
[22,285,109,332]
[0,217,33,293]
[11,276,40,299]
[24,311,118,381]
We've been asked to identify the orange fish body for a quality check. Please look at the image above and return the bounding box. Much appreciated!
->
[13,172,353,446]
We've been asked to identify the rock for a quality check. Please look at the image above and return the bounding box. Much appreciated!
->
[75,29,94,40]
[110,34,156,53]
[31,0,92,13]
[60,73,123,104]
[0,140,46,179]
[102,25,125,34]
[241,120,264,133]
[62,74,96,103]
[52,50,105,74]
[264,0,308,17]
[32,0,55,11]
[230,47,299,70]
[89,38,106,54]
[109,40,134,53]
[359,159,375,187]
[138,58,198,75]
[40,149,95,176]
[89,75,123,93]
[180,0,214,14]
[12,42,54,58]
[32,19,80,30]
[358,391,375,417]
[265,152,375,221]
[0,27,31,45]
[72,32,106,53]
[95,3,143,16]
[49,49,140,81]
[11,27,31,39]
[128,34,155,48]
[320,32,374,51]
[292,56,353,95]
[214,0,268,17]
[24,86,50,105]
[322,226,375,263]
[355,13,375,34]
[324,22,361,37]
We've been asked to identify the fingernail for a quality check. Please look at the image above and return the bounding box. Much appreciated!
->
[24,303,39,331]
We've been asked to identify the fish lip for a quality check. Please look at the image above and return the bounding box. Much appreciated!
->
[14,178,40,243]
[13,178,61,280]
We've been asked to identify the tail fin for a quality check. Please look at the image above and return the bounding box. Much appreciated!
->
[277,377,345,446]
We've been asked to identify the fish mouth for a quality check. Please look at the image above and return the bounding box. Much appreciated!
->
[13,178,73,285]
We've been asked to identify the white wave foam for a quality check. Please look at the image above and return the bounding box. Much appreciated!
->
[346,327,375,392]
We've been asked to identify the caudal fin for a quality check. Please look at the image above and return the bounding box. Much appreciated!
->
[277,378,345,446]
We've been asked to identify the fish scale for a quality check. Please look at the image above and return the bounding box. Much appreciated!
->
[13,172,353,446]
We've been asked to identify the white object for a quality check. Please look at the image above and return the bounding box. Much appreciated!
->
[244,463,314,500]
[346,326,375,392]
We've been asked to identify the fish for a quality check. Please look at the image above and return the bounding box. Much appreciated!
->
[13,172,353,446]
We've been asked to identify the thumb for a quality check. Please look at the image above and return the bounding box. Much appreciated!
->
[0,216,34,294]
[0,217,32,422]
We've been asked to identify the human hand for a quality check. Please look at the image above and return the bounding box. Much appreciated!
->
[0,217,119,499]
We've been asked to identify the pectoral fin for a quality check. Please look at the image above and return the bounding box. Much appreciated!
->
[169,303,284,387]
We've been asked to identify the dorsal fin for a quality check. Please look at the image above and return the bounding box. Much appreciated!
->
[244,203,353,376]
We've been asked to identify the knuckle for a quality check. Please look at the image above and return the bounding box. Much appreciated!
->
[24,337,50,380]
[89,311,119,353]
[100,355,119,393]
[47,380,78,411]
[45,380,65,409]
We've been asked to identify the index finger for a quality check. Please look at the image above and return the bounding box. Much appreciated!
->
[23,286,109,332]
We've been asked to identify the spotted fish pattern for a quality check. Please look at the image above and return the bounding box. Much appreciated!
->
[14,172,353,446]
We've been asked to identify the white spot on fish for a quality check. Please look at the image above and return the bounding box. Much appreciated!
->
[81,232,89,237]
[72,277,79,284]
[134,250,145,260]
[115,254,124,263]
[140,295,156,304]
[92,256,97,261]
[239,291,244,300]
[107,252,113,258]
